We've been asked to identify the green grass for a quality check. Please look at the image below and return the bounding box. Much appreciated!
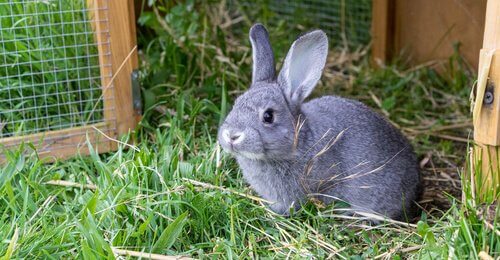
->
[0,0,103,138]
[1,0,499,259]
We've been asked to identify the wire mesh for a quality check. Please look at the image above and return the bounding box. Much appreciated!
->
[0,0,113,139]
[237,0,372,47]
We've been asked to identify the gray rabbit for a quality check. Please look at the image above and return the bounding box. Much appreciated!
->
[218,24,421,221]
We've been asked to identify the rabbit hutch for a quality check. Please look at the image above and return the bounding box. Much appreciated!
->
[0,0,140,162]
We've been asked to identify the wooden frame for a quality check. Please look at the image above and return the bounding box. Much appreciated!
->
[371,0,395,65]
[472,0,500,200]
[0,0,139,162]
[372,0,487,69]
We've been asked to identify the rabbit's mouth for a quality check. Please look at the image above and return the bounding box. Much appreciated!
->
[233,151,266,160]
[220,142,266,160]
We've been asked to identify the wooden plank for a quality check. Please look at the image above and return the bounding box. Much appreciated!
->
[474,0,500,145]
[86,0,140,142]
[482,0,500,50]
[86,0,117,149]
[107,0,140,136]
[371,0,395,65]
[473,0,500,200]
[389,0,486,70]
[127,0,139,69]
[127,0,141,125]
[0,123,114,162]
[474,49,500,144]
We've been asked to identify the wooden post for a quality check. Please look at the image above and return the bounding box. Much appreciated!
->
[472,0,500,201]
[371,0,395,65]
[107,0,140,137]
[86,0,115,148]
[87,0,140,143]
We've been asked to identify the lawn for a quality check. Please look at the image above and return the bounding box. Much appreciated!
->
[0,0,499,259]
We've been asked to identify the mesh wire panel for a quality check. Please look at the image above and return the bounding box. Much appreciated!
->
[237,0,372,47]
[0,0,113,139]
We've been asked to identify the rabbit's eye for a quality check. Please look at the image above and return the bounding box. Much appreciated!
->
[263,109,274,124]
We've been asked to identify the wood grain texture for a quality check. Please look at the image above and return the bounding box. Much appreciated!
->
[482,0,500,50]
[474,50,500,145]
[474,0,500,145]
[87,0,117,149]
[108,0,140,136]
[0,123,114,163]
[373,0,487,70]
[371,0,394,65]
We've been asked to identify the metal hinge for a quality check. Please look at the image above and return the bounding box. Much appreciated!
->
[131,69,142,115]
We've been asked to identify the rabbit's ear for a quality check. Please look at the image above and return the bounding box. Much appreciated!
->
[278,30,328,105]
[250,24,276,84]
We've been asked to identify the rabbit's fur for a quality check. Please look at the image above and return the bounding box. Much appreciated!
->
[218,24,421,221]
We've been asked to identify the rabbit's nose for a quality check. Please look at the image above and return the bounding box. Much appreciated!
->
[222,129,245,144]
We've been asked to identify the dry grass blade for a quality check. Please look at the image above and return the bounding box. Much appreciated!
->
[410,121,472,132]
[27,195,56,225]
[482,219,500,237]
[45,180,97,190]
[293,114,306,149]
[112,248,192,260]
[425,134,470,143]
[404,128,470,143]
[353,211,418,228]
[315,128,347,158]
[91,125,140,151]
[400,245,423,253]
[182,178,273,203]
[303,128,346,182]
